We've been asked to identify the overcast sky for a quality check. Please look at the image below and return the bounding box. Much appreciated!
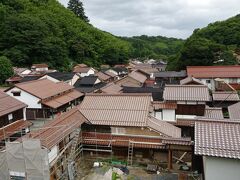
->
[58,0,239,39]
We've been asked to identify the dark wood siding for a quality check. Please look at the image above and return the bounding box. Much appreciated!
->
[0,109,24,128]
[176,104,205,116]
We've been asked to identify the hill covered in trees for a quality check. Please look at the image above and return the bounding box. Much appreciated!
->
[123,35,184,61]
[169,14,240,70]
[0,0,185,71]
[0,0,132,71]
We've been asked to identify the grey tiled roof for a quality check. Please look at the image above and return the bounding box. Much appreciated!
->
[194,120,240,159]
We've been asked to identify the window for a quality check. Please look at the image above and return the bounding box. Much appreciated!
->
[8,114,13,121]
[206,80,211,84]
[12,90,21,96]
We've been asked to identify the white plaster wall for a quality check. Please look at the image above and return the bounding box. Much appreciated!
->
[71,74,80,85]
[203,156,240,180]
[162,109,175,121]
[40,75,59,83]
[21,69,31,75]
[6,87,42,109]
[155,111,163,120]
[48,145,58,163]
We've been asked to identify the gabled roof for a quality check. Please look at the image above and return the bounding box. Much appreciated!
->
[79,94,151,127]
[104,70,117,77]
[96,71,111,81]
[228,102,240,120]
[163,85,210,101]
[195,120,240,159]
[75,76,99,86]
[180,76,204,85]
[128,71,147,83]
[154,70,186,78]
[212,91,240,101]
[14,79,73,100]
[100,83,123,94]
[204,107,224,119]
[148,116,181,138]
[20,75,42,82]
[122,86,163,101]
[46,72,75,81]
[0,91,27,117]
[187,65,240,78]
[73,67,93,73]
[30,107,88,149]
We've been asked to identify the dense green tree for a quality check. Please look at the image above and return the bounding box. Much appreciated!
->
[67,0,89,23]
[0,56,13,84]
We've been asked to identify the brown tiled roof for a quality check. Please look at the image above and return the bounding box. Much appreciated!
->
[0,91,27,117]
[100,83,123,94]
[147,116,181,138]
[0,120,32,141]
[152,101,177,110]
[128,71,147,83]
[78,93,151,127]
[14,79,73,100]
[163,85,210,101]
[187,65,240,78]
[73,67,92,73]
[42,90,83,109]
[228,102,240,120]
[96,71,111,81]
[180,76,204,85]
[30,107,87,149]
[212,91,239,101]
[32,63,48,68]
[204,107,224,119]
[195,120,240,159]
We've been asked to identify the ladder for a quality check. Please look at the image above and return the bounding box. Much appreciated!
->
[67,128,81,180]
[127,141,134,166]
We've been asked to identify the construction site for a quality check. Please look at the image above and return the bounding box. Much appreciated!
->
[0,94,202,180]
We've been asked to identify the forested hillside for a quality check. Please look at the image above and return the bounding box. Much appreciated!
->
[123,35,184,61]
[169,14,240,70]
[0,0,131,71]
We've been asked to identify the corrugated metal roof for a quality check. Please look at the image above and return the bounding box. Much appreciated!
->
[228,102,240,120]
[79,94,151,127]
[163,85,210,101]
[14,79,73,100]
[0,91,27,117]
[187,65,240,78]
[212,91,239,101]
[204,107,224,119]
[195,120,240,159]
[147,116,181,138]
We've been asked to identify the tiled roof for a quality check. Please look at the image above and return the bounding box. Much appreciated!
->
[228,102,240,120]
[147,116,181,138]
[154,70,186,78]
[73,67,92,73]
[78,94,151,127]
[104,70,117,77]
[32,64,48,68]
[75,76,99,86]
[30,107,87,149]
[20,75,42,82]
[204,107,224,119]
[41,90,83,109]
[128,71,147,83]
[163,85,210,101]
[152,101,177,110]
[180,76,204,85]
[0,120,32,141]
[0,91,27,117]
[212,91,239,101]
[46,72,75,81]
[187,65,240,78]
[100,83,123,94]
[14,79,73,100]
[195,120,240,159]
[96,71,111,81]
